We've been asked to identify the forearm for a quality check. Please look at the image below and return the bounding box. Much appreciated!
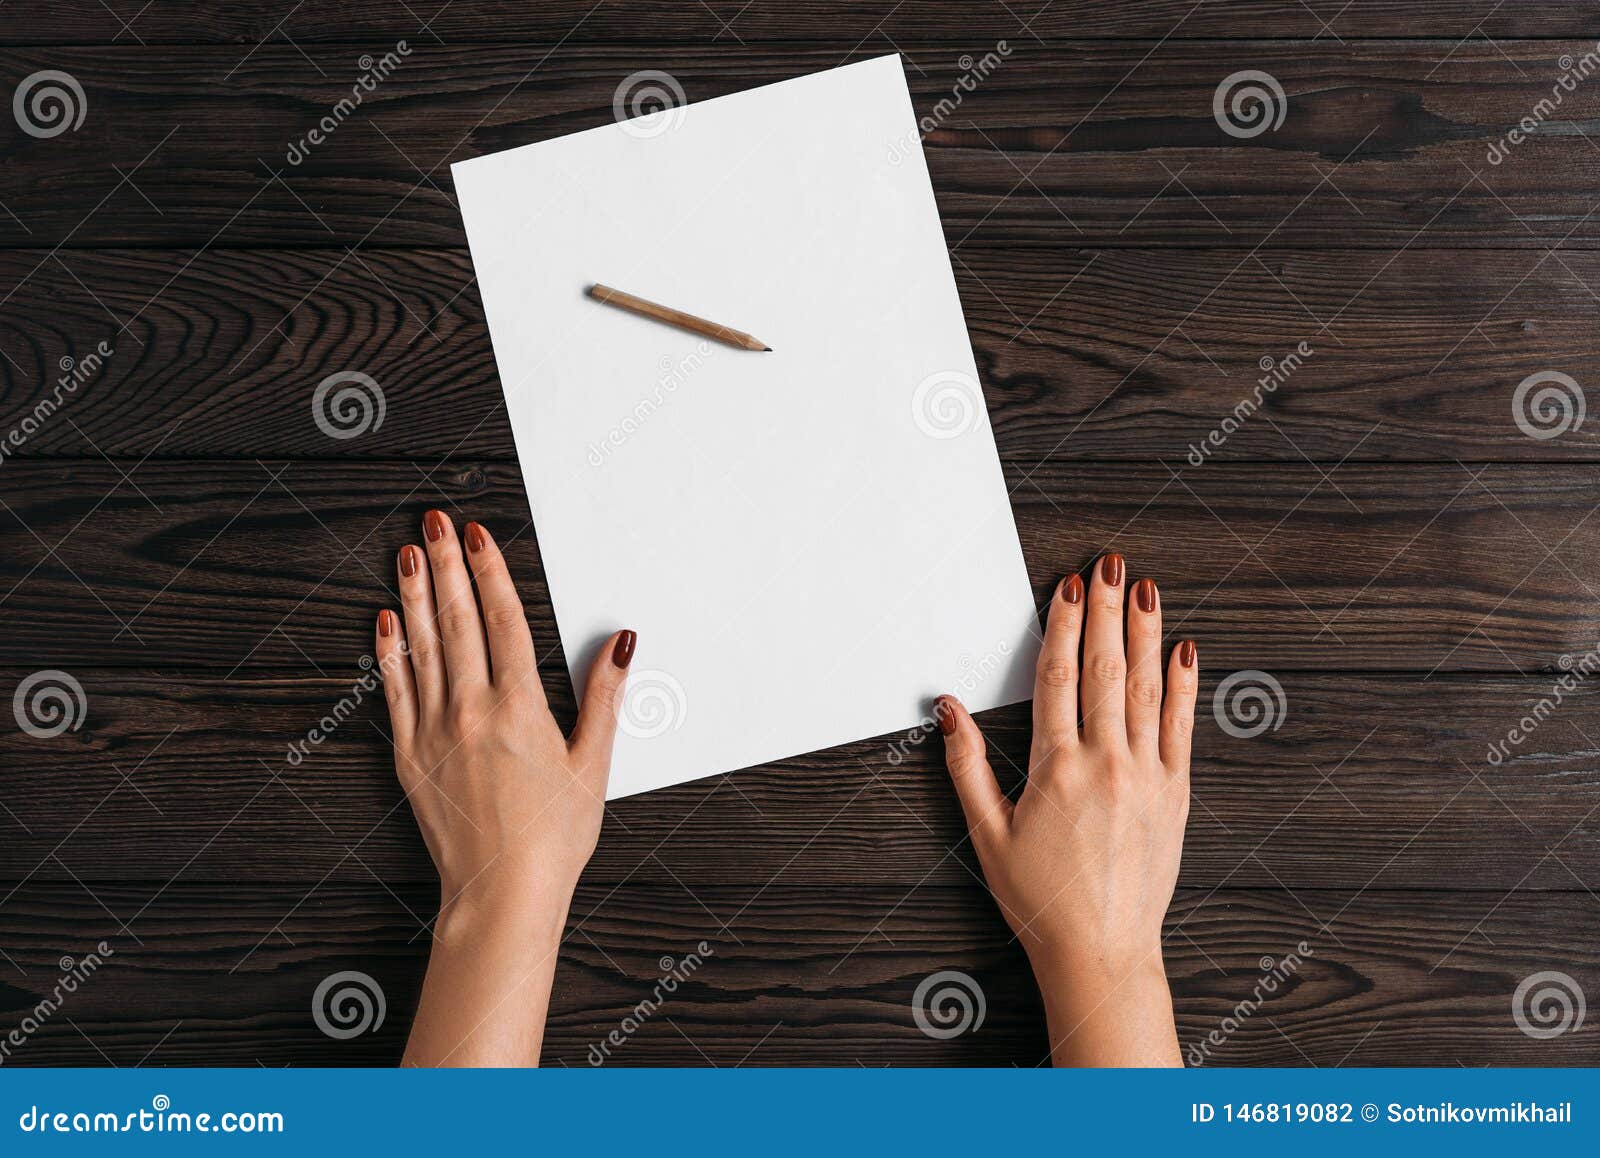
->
[1032,948,1182,1067]
[402,882,569,1067]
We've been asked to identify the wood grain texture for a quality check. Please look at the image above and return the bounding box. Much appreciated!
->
[0,671,1596,889]
[4,246,1598,462]
[0,460,1592,672]
[0,883,1594,1067]
[4,43,1600,247]
[9,2,1600,44]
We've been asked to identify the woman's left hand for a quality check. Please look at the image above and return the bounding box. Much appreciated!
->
[379,510,634,1066]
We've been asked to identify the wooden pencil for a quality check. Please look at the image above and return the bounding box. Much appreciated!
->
[586,283,772,352]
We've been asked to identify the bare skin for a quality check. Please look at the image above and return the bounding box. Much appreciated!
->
[935,553,1197,1067]
[379,518,1194,1066]
[377,511,629,1067]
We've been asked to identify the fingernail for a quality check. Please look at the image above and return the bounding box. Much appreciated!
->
[465,522,486,552]
[400,545,418,578]
[1100,553,1124,587]
[612,629,637,669]
[378,609,395,638]
[424,510,447,542]
[1179,640,1196,668]
[1136,577,1156,614]
[934,696,956,736]
[1062,573,1083,605]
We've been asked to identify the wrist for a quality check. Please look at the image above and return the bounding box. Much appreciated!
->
[1028,938,1171,1022]
[436,865,573,946]
[1028,937,1169,995]
[1029,944,1179,1067]
[1034,948,1170,1014]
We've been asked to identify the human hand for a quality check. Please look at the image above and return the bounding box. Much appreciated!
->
[935,554,1196,1066]
[379,510,633,912]
[377,510,633,1065]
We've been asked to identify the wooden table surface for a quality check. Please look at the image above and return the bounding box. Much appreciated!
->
[3,1,1600,1066]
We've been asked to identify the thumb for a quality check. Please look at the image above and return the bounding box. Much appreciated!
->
[935,695,1011,839]
[568,629,636,777]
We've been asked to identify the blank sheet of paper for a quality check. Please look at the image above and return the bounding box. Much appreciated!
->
[452,53,1040,799]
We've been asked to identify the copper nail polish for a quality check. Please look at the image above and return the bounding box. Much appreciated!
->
[466,522,486,552]
[612,629,637,669]
[1101,553,1124,587]
[424,510,447,542]
[1136,577,1156,614]
[935,696,956,736]
[1179,640,1197,668]
[1062,574,1084,605]
[378,609,395,638]
[400,546,418,578]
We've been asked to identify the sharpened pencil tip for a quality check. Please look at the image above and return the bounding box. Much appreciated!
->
[762,346,772,352]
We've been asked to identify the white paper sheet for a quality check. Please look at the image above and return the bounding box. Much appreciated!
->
[452,53,1040,798]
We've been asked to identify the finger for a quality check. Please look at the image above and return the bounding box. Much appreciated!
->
[377,609,429,815]
[1160,640,1199,773]
[1125,577,1164,754]
[1033,573,1084,750]
[397,543,446,712]
[936,695,1012,840]
[461,521,539,692]
[422,509,491,695]
[376,608,418,742]
[568,629,637,777]
[1080,553,1128,746]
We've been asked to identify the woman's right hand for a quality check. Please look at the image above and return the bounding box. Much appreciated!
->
[935,554,1197,1067]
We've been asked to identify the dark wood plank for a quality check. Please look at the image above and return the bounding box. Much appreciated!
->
[0,883,1594,1066]
[2,670,1598,889]
[4,43,1600,247]
[9,2,1600,44]
[0,460,1591,672]
[5,246,1598,462]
